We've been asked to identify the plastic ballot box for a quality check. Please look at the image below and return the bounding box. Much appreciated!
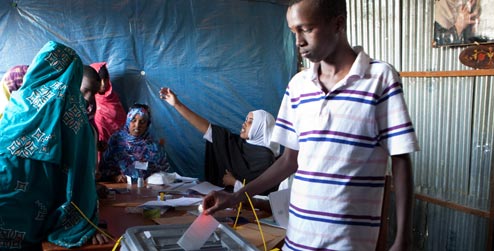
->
[120,223,258,251]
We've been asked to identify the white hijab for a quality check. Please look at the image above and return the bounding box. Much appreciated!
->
[246,110,280,157]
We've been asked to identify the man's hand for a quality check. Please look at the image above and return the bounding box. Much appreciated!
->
[202,190,239,215]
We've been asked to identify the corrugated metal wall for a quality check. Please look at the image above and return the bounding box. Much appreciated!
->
[347,0,493,250]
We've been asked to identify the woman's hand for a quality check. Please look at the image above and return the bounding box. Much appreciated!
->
[91,232,111,245]
[159,88,179,107]
[222,170,237,187]
[114,174,126,183]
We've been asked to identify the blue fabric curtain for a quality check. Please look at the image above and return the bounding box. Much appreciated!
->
[0,0,297,179]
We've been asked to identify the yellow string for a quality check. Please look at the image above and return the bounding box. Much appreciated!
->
[232,179,246,229]
[70,201,115,241]
[111,236,123,251]
[244,191,267,251]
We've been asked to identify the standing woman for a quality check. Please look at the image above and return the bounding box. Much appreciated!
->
[90,62,126,166]
[0,41,108,249]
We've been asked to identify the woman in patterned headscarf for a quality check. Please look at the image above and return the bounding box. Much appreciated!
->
[0,41,108,249]
[0,65,29,120]
[99,104,170,183]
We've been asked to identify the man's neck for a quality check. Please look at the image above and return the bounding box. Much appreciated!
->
[318,47,357,93]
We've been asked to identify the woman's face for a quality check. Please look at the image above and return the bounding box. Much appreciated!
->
[129,114,149,137]
[240,112,254,139]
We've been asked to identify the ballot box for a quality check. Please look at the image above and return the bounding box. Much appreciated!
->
[120,223,258,251]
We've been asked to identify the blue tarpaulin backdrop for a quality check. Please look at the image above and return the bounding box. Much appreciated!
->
[0,0,297,179]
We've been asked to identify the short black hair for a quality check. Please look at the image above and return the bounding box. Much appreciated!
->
[288,0,347,21]
[82,65,101,95]
[83,65,101,83]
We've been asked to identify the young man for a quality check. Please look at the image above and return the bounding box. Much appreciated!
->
[203,0,419,250]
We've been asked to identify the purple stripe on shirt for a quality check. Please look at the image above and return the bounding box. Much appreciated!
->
[276,122,296,133]
[331,89,380,99]
[297,170,385,181]
[326,96,376,105]
[379,128,415,140]
[290,91,323,103]
[276,118,293,126]
[295,175,385,187]
[379,122,412,134]
[290,203,382,221]
[299,137,378,148]
[300,130,377,142]
[381,82,402,96]
[377,89,403,104]
[370,60,386,64]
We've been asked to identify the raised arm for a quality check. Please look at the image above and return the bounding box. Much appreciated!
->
[159,87,210,134]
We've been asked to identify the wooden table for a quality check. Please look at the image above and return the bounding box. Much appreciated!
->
[42,182,285,251]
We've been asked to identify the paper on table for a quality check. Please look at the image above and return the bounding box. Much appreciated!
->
[139,197,203,208]
[177,213,220,250]
[268,188,290,229]
[161,182,198,194]
[134,161,148,170]
[174,172,199,183]
[188,181,224,195]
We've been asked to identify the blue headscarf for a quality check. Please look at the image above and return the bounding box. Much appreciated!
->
[101,105,170,180]
[0,41,98,249]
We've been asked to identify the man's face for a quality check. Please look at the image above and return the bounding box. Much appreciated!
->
[240,112,254,139]
[80,76,99,117]
[286,1,339,63]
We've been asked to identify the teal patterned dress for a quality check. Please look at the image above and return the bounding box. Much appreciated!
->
[0,41,98,250]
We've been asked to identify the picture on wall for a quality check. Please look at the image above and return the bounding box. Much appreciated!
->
[433,0,494,47]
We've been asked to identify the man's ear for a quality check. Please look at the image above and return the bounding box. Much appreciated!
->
[335,15,346,34]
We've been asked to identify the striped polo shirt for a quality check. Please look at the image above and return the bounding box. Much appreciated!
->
[272,48,419,250]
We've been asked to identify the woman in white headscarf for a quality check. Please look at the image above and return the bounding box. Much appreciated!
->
[434,0,480,45]
[247,110,280,156]
[160,88,281,195]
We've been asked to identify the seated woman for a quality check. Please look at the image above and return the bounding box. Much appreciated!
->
[159,88,280,194]
[99,104,170,183]
[0,41,109,250]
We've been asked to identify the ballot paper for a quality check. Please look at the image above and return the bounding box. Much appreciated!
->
[177,213,220,250]
[139,197,203,208]
[146,172,199,185]
[268,188,290,229]
[160,182,198,195]
[187,181,224,195]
